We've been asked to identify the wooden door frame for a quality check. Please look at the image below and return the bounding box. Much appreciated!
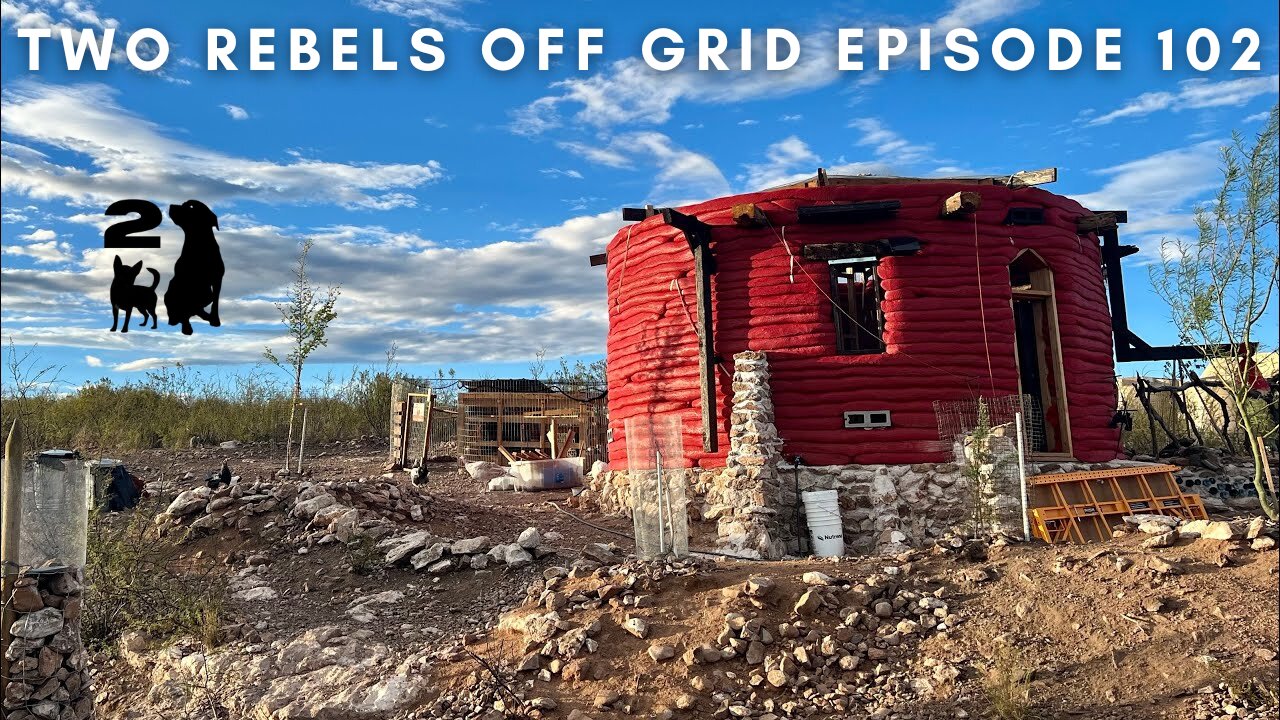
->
[1009,249,1074,460]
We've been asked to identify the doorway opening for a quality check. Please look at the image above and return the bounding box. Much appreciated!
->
[1009,250,1072,457]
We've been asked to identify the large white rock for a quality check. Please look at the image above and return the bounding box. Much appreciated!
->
[465,461,511,483]
[166,490,209,517]
[517,527,542,549]
[503,544,534,568]
[293,494,336,520]
[11,608,63,639]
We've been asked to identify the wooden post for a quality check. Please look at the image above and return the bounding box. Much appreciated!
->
[692,238,718,453]
[297,405,309,473]
[1,419,24,699]
[419,391,435,467]
[397,400,411,467]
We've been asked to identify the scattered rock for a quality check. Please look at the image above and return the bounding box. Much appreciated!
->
[648,644,676,662]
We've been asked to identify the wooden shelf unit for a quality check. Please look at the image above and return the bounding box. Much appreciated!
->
[1028,464,1208,544]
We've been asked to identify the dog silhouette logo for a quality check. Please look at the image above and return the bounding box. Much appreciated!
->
[163,200,225,335]
[109,255,160,332]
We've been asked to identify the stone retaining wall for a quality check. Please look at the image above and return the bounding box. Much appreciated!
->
[3,567,95,720]
[581,350,1257,558]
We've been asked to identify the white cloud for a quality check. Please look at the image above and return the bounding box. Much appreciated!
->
[4,238,73,264]
[1072,141,1224,262]
[849,118,933,164]
[555,141,631,169]
[84,355,102,367]
[540,168,584,180]
[779,114,803,122]
[740,136,822,190]
[356,0,475,30]
[1,82,444,209]
[1244,110,1271,123]
[220,104,249,120]
[737,119,759,126]
[558,132,729,201]
[19,228,55,241]
[0,210,622,368]
[508,0,1032,135]
[1088,76,1280,126]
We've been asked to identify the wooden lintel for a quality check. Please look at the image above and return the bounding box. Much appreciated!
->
[1077,212,1123,234]
[1096,210,1128,223]
[797,200,901,224]
[1007,168,1057,187]
[940,191,982,218]
[802,237,921,261]
[731,203,767,227]
[621,204,661,222]
[589,252,607,267]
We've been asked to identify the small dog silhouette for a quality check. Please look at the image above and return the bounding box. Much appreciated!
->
[109,255,160,333]
[164,200,224,335]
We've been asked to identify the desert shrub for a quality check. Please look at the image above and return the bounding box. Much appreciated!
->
[982,645,1035,720]
[82,503,227,649]
[344,535,385,576]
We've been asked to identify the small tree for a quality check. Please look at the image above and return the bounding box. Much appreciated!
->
[1151,105,1279,520]
[265,240,340,472]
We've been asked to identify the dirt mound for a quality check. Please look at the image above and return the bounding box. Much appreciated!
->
[425,530,1279,720]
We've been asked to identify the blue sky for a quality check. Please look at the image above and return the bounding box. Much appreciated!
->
[1,0,1277,394]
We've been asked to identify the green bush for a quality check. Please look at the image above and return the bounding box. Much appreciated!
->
[82,504,227,649]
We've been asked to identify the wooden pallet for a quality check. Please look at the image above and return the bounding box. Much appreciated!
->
[1028,464,1208,544]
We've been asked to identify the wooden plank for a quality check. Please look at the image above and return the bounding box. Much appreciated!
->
[419,392,435,466]
[547,419,559,459]
[797,200,901,224]
[497,445,517,463]
[559,427,578,459]
[397,400,411,466]
[694,239,718,453]
[1077,212,1123,234]
[589,252,607,267]
[731,203,768,227]
[801,237,921,261]
[1095,210,1128,223]
[1,420,23,701]
[940,191,982,217]
[1007,168,1057,187]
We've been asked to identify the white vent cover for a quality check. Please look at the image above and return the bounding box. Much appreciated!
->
[843,410,892,429]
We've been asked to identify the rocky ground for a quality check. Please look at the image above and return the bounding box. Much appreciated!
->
[71,442,1280,720]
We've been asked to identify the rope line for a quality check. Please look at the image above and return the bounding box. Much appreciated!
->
[974,213,998,397]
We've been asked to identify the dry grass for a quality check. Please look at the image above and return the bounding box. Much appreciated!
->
[982,645,1036,720]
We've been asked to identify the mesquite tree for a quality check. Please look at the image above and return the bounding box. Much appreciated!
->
[265,239,340,472]
[1151,105,1279,520]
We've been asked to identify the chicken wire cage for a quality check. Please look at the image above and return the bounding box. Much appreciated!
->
[455,379,608,466]
[625,415,689,560]
[934,395,1037,536]
[18,454,93,570]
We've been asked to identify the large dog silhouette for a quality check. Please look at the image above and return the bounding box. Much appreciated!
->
[163,200,224,335]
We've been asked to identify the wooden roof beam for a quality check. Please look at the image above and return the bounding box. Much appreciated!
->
[732,203,768,227]
[1007,168,1057,188]
[940,191,982,218]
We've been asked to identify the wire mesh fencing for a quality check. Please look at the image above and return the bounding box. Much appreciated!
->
[934,394,1035,537]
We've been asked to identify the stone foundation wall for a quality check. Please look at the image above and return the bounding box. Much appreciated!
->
[581,350,1258,558]
[3,567,95,720]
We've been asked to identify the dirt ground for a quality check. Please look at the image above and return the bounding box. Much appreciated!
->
[91,442,1279,720]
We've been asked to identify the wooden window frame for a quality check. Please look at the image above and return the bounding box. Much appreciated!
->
[828,256,886,355]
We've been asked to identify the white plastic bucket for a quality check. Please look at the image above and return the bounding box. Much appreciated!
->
[801,489,845,557]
